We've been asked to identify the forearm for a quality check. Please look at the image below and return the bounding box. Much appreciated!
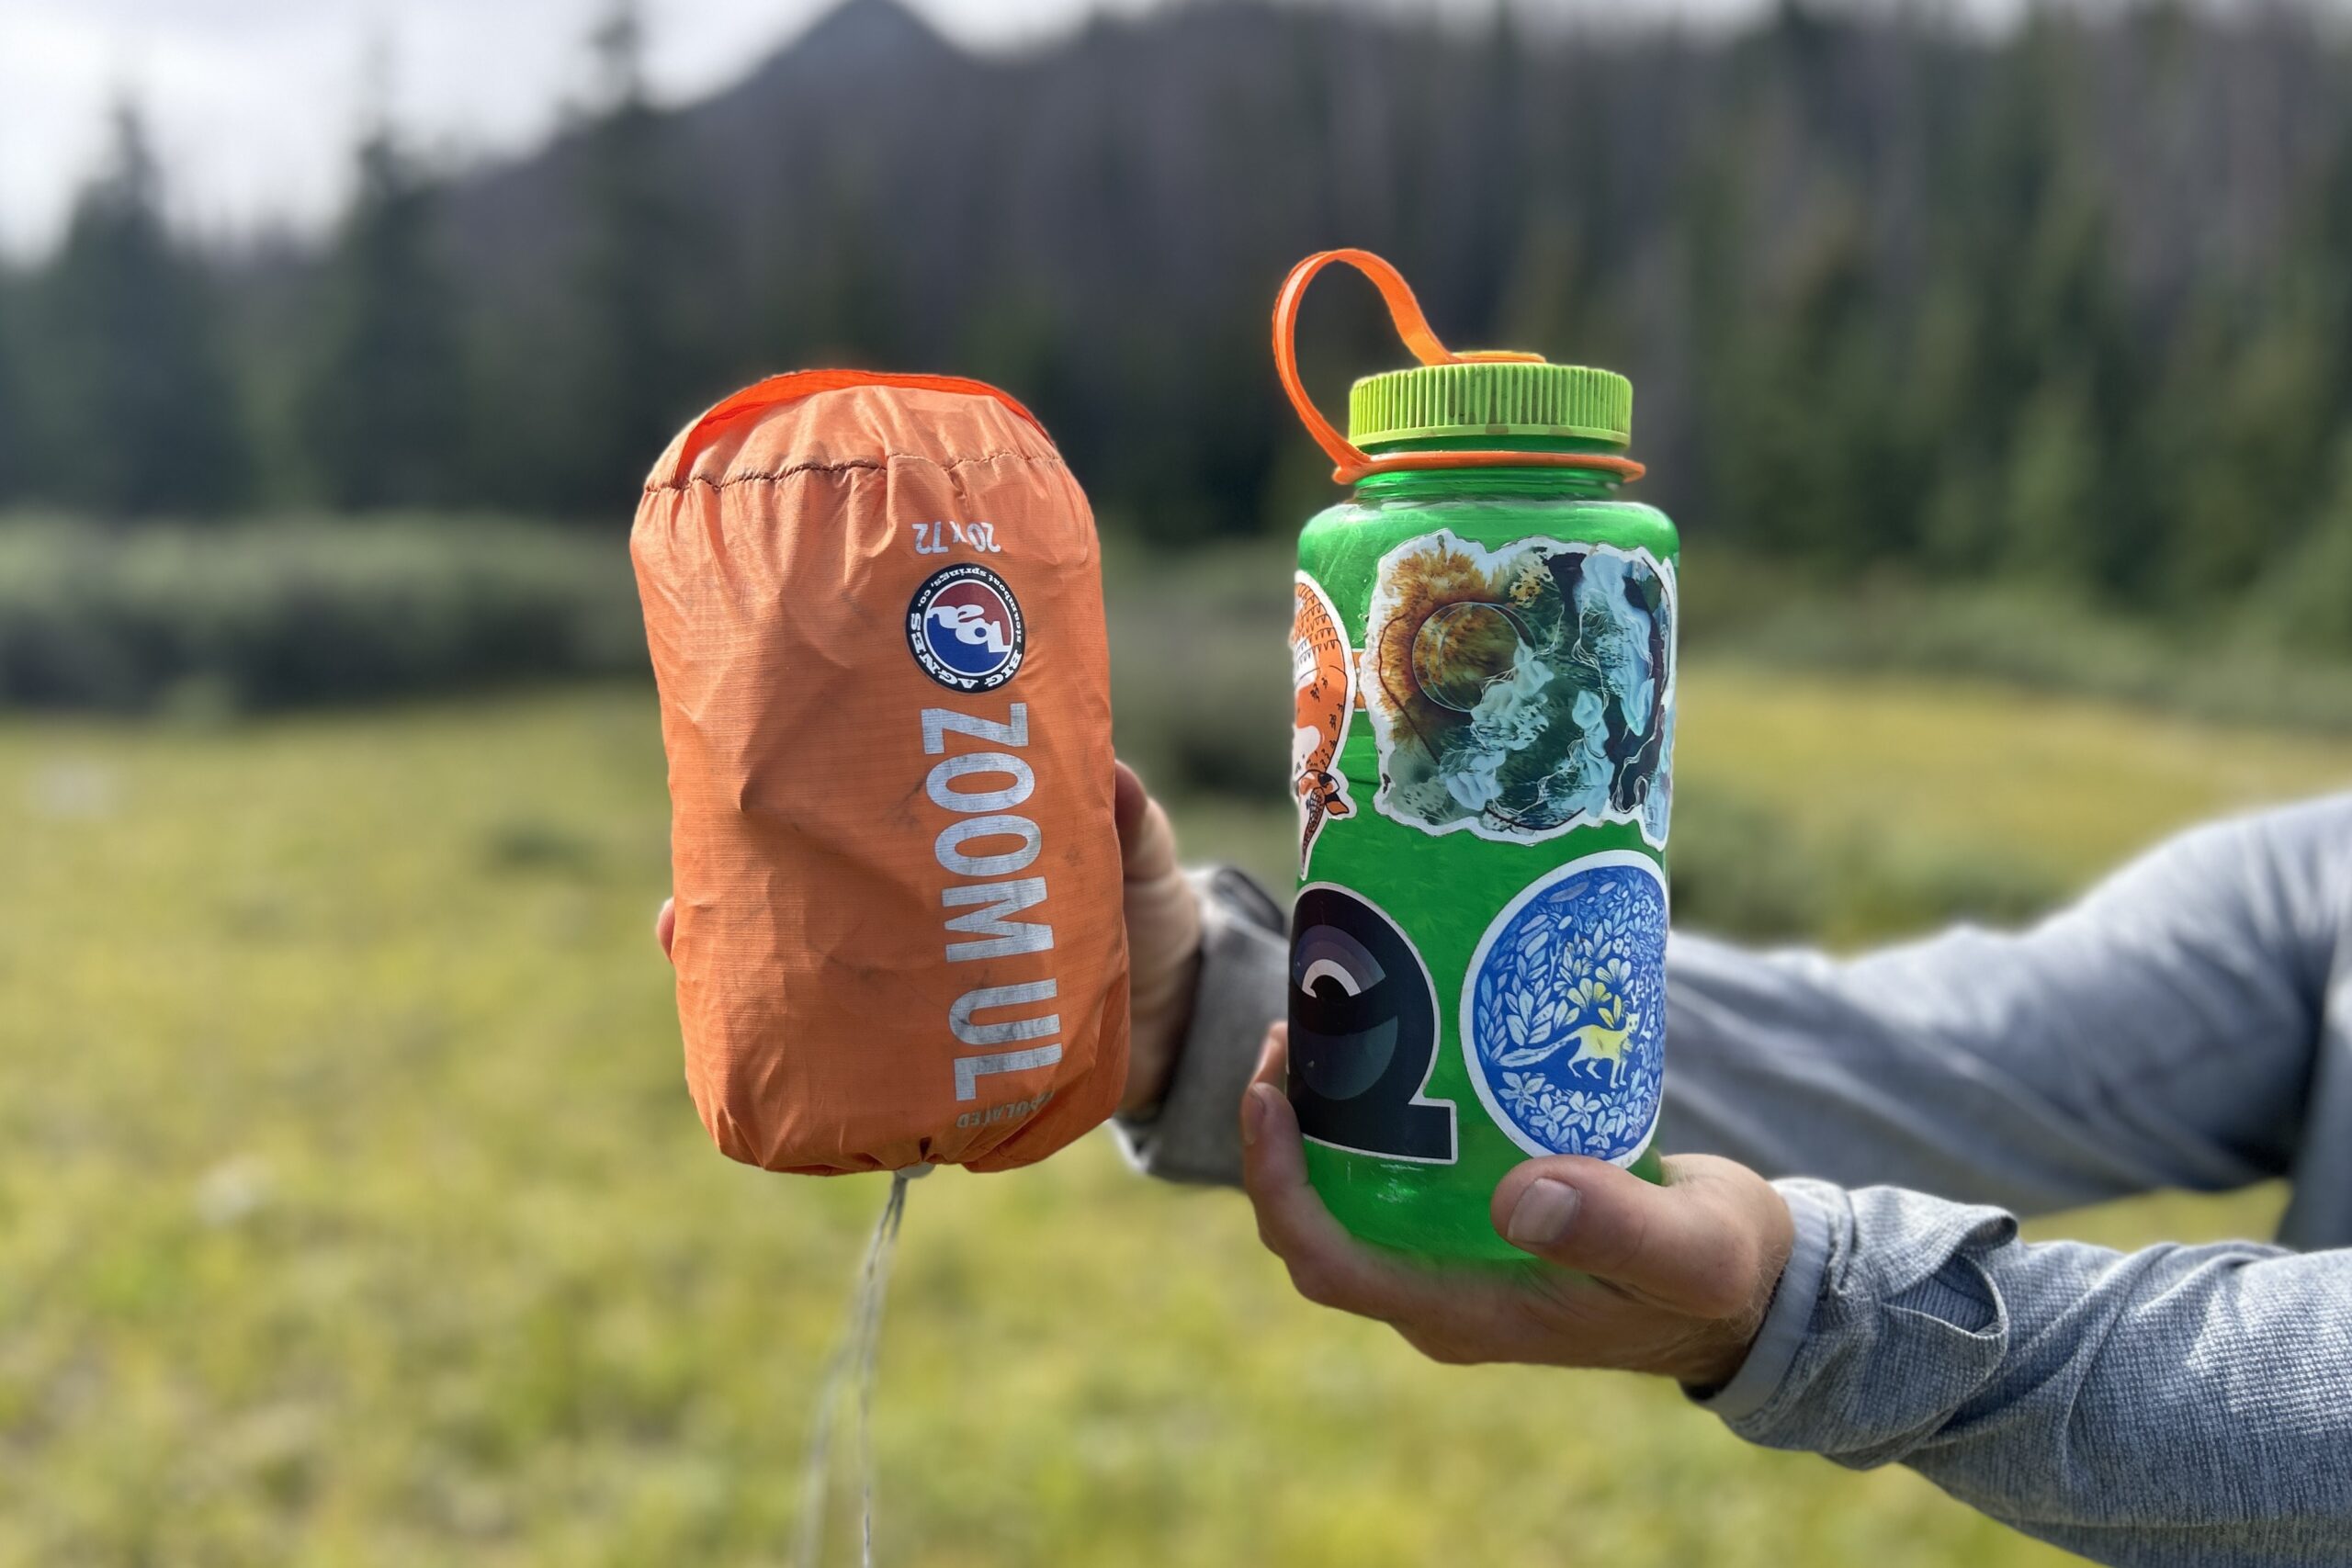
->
[1710,1181,2352,1566]
[1664,795,2352,1233]
[1122,795,2352,1224]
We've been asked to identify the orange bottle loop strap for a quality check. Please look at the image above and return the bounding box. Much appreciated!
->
[1272,247,1645,486]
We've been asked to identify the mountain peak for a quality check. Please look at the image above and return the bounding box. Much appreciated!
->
[786,0,958,72]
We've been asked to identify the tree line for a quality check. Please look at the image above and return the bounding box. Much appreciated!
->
[5,0,2352,641]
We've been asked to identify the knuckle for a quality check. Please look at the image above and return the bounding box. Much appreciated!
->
[1253,1211,1306,1265]
[1286,1260,1343,1308]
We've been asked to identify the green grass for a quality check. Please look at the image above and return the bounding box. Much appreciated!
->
[1,667,2343,1565]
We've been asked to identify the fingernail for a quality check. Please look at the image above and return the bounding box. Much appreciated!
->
[1242,1083,1276,1148]
[1506,1179,1581,1249]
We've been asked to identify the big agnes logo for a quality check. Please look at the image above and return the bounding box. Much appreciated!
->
[909,563,1025,692]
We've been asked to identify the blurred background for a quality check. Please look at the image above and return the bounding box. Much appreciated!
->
[5,0,2351,1562]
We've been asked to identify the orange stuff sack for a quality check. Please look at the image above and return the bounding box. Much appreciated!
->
[632,370,1130,1175]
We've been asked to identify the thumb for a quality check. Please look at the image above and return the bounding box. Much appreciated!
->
[1114,760,1179,884]
[1489,1153,1791,1320]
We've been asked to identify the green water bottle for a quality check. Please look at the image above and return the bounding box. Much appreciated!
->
[1276,250,1676,1262]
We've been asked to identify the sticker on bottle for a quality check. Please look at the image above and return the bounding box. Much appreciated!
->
[1461,851,1667,1165]
[1290,883,1456,1164]
[1361,530,1673,847]
[1290,570,1358,875]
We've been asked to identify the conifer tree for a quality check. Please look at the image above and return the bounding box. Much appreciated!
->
[0,274,28,502]
[561,1,711,516]
[39,103,249,515]
[300,107,469,509]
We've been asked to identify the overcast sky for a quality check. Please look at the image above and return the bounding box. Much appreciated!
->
[0,0,1847,259]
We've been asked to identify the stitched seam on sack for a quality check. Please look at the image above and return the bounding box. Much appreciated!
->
[647,451,1065,495]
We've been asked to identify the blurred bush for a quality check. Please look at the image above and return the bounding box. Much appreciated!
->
[1669,781,2066,943]
[0,513,642,713]
[1104,536,1291,803]
[1662,784,1829,940]
[1680,546,2352,734]
[0,514,2318,946]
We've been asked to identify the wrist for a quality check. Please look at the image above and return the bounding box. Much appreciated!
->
[1118,946,1201,1116]
[1688,1181,1832,1422]
[1677,1185,1799,1392]
[1671,1277,1782,1393]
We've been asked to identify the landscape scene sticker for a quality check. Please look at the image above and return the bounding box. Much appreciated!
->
[1361,531,1674,846]
[1461,851,1667,1165]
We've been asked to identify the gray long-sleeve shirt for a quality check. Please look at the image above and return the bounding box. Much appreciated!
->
[1117,796,2352,1566]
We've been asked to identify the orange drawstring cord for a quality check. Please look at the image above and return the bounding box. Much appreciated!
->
[671,370,1049,480]
[1272,248,1645,486]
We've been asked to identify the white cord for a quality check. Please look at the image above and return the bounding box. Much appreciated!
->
[795,1164,929,1568]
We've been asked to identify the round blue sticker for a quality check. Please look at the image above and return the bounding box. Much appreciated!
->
[1461,851,1667,1165]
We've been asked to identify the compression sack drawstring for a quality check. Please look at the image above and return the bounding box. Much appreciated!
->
[795,1165,922,1568]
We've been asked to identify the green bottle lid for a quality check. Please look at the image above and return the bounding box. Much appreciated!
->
[1347,359,1633,449]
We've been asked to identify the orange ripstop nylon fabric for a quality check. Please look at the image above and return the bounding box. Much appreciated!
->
[632,372,1130,1174]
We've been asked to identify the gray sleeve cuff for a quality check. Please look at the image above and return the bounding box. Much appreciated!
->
[1702,1181,2017,1468]
[1692,1179,1838,1422]
[1112,865,1286,1188]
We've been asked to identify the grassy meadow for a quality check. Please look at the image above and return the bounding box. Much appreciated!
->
[2,655,2343,1565]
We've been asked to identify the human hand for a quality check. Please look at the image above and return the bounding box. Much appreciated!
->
[651,757,1202,1118]
[1240,1024,1794,1389]
[1110,761,1203,1115]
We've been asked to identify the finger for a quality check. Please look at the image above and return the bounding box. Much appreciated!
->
[1250,1020,1287,1089]
[655,897,675,962]
[1113,758,1148,842]
[1240,1026,1457,1324]
[1490,1153,1792,1321]
[1113,760,1179,884]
